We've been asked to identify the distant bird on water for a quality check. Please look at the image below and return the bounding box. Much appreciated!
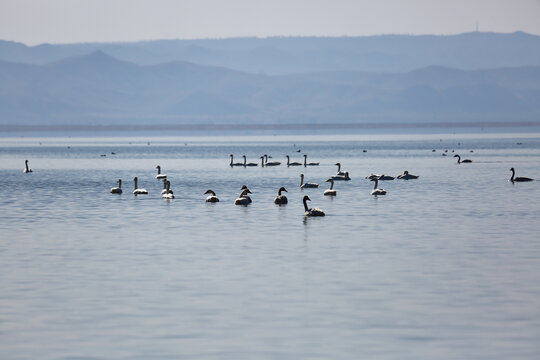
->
[242,155,258,167]
[264,154,281,166]
[286,155,302,167]
[155,165,167,179]
[300,174,319,188]
[110,179,122,194]
[454,154,472,163]
[235,188,252,205]
[303,195,325,217]
[162,181,175,199]
[23,160,32,173]
[370,177,387,196]
[161,178,174,195]
[204,189,220,202]
[303,154,319,167]
[510,168,534,182]
[133,177,148,195]
[274,187,288,204]
[397,170,419,180]
[324,179,337,196]
[229,154,243,167]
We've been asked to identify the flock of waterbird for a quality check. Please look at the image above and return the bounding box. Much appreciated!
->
[22,150,535,217]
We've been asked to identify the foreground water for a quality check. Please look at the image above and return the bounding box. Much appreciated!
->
[1,133,540,360]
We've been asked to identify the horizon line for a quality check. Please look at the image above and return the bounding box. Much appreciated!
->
[2,121,540,133]
[2,30,537,47]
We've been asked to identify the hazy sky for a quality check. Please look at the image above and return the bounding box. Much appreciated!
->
[1,0,539,45]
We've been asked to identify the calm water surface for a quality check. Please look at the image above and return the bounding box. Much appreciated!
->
[1,133,540,360]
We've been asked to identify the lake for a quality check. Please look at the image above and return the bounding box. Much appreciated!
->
[1,132,540,360]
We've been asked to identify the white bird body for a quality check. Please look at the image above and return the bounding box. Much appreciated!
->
[204,189,220,202]
[286,155,302,166]
[133,177,148,195]
[300,174,319,188]
[303,195,325,217]
[110,179,123,194]
[324,179,337,196]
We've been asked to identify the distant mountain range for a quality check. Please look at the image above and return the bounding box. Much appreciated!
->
[2,32,540,74]
[1,32,540,127]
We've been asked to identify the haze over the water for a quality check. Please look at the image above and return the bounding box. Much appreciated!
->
[1,0,540,45]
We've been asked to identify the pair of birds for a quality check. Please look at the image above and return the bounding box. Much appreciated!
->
[110,177,148,195]
[287,154,319,167]
[231,186,324,216]
[274,186,325,217]
[365,170,419,180]
[232,185,286,205]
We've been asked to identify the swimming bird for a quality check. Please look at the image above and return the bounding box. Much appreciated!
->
[110,179,122,194]
[161,178,174,195]
[324,179,337,196]
[162,181,175,199]
[300,174,319,188]
[335,162,345,176]
[510,168,534,182]
[264,154,281,166]
[365,173,393,180]
[155,165,167,180]
[133,177,148,195]
[204,189,219,202]
[23,160,32,173]
[274,187,288,204]
[454,154,472,163]
[229,154,244,167]
[240,185,253,203]
[235,189,252,205]
[370,177,387,196]
[286,155,302,167]
[242,155,258,167]
[303,195,325,217]
[397,170,419,180]
[303,154,319,167]
[332,171,351,181]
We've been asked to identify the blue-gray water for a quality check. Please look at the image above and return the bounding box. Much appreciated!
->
[1,133,540,360]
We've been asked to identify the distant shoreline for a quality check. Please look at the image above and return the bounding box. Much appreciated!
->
[2,121,540,132]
